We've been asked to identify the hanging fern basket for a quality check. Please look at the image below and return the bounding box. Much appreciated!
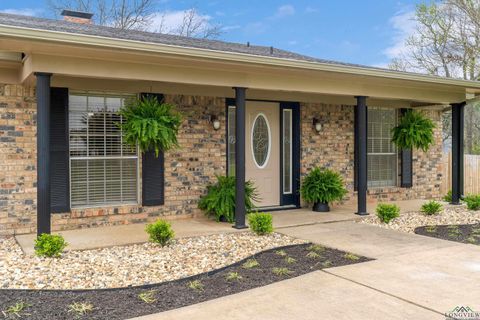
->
[119,96,183,157]
[391,110,435,152]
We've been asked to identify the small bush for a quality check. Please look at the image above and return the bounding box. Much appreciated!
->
[376,203,400,223]
[464,195,480,211]
[145,220,175,246]
[247,212,273,235]
[421,200,443,215]
[34,234,67,258]
[443,190,452,202]
[225,272,242,282]
[272,267,293,276]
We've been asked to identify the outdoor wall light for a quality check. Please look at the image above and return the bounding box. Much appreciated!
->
[313,118,322,133]
[210,115,221,130]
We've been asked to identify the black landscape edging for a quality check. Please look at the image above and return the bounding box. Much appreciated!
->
[0,243,372,320]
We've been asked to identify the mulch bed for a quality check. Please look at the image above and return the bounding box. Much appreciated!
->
[0,243,371,320]
[415,223,480,245]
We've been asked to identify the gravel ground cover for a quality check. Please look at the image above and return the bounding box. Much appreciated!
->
[0,232,305,290]
[359,204,480,234]
[415,223,480,245]
[0,243,371,320]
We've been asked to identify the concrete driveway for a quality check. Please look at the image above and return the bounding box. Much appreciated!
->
[132,221,480,320]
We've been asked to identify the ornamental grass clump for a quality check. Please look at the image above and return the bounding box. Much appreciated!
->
[300,167,347,211]
[119,96,182,156]
[421,200,443,215]
[199,175,258,223]
[34,234,68,258]
[145,219,175,246]
[376,203,400,223]
[248,212,274,235]
[391,110,435,152]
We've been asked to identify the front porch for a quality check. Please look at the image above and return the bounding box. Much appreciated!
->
[16,199,426,254]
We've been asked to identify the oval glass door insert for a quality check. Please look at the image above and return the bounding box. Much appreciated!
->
[251,113,271,168]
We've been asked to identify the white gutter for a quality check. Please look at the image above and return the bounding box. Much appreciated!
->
[1,23,480,89]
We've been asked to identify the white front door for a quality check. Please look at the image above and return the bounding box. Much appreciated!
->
[245,102,280,207]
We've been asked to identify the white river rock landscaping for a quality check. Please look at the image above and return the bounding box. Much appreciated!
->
[0,232,305,290]
[360,203,480,233]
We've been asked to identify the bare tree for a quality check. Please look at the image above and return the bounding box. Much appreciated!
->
[48,0,222,38]
[391,1,480,154]
[157,8,222,39]
[48,0,154,30]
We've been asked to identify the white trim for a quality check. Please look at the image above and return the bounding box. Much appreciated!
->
[250,113,272,169]
[1,24,480,88]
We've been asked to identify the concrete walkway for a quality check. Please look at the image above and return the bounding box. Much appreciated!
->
[16,206,360,254]
[132,219,480,320]
[15,199,425,254]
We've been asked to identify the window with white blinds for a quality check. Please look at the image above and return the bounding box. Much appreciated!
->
[367,108,398,188]
[69,94,138,208]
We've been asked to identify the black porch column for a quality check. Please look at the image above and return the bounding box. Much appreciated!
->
[35,73,52,236]
[355,96,368,215]
[451,102,465,205]
[234,87,247,229]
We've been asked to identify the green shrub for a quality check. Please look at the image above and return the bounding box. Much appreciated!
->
[34,234,67,258]
[376,203,400,223]
[199,175,258,223]
[146,220,175,246]
[420,200,443,215]
[443,190,452,202]
[301,167,347,204]
[119,96,182,156]
[247,212,273,235]
[391,110,435,151]
[464,195,480,211]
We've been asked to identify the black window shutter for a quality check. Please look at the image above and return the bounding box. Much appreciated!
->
[141,93,165,206]
[400,108,413,188]
[50,88,70,213]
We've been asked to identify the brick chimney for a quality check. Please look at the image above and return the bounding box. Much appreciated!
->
[61,10,94,24]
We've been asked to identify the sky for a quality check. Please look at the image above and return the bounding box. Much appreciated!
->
[0,0,420,68]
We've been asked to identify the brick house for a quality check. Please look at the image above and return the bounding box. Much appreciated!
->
[0,11,476,235]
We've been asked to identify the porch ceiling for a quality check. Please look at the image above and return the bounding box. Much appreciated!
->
[0,35,478,105]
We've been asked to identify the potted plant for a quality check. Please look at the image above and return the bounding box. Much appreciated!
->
[391,110,435,152]
[301,167,347,212]
[198,175,259,223]
[119,96,182,156]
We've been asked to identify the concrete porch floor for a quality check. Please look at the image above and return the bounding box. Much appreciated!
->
[15,199,427,254]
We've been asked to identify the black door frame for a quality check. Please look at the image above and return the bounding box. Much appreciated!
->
[225,99,301,208]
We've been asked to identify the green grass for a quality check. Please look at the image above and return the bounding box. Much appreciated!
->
[242,258,260,269]
[2,302,30,318]
[425,225,437,233]
[225,272,243,282]
[188,280,204,292]
[307,244,325,253]
[272,267,293,276]
[138,290,157,304]
[275,250,287,257]
[344,253,360,261]
[285,256,297,264]
[306,251,321,259]
[68,302,94,316]
[321,260,333,268]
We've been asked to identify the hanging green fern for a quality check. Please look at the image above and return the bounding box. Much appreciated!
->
[119,96,182,156]
[391,110,435,152]
[198,175,259,223]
